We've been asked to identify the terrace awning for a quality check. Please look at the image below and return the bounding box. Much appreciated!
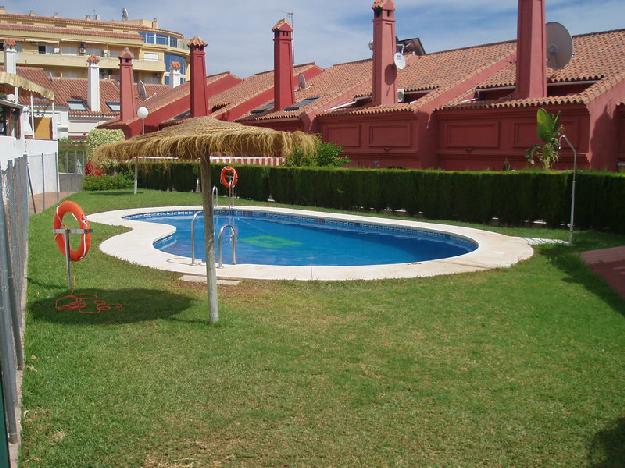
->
[0,72,55,101]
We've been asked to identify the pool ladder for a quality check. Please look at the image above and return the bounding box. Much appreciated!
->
[218,225,237,268]
[190,211,202,265]
[191,214,238,268]
[189,189,225,266]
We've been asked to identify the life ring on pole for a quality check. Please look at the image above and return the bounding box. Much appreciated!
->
[220,166,238,189]
[53,201,91,262]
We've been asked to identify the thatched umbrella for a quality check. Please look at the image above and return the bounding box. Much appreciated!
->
[93,117,319,324]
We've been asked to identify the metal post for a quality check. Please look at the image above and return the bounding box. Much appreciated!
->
[26,156,36,214]
[55,152,60,203]
[0,174,18,443]
[0,174,23,370]
[64,229,72,290]
[65,151,69,174]
[561,134,578,246]
[134,156,138,195]
[41,153,45,211]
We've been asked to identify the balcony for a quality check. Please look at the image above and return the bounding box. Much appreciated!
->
[0,52,166,73]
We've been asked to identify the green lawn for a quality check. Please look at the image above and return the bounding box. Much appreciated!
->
[20,190,625,466]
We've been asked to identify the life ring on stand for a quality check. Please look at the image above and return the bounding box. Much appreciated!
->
[53,201,91,262]
[220,166,238,189]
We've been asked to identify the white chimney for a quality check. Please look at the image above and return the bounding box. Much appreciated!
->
[4,39,17,74]
[86,55,101,112]
[170,61,182,88]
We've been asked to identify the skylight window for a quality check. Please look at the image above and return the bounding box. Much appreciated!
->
[107,101,120,112]
[284,96,320,112]
[250,102,274,115]
[67,100,88,111]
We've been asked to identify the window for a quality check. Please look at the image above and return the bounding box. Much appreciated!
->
[106,102,120,112]
[143,52,158,61]
[86,48,103,57]
[38,45,46,54]
[250,102,274,115]
[284,96,320,111]
[156,34,169,45]
[67,100,88,111]
[61,46,78,56]
[141,32,156,44]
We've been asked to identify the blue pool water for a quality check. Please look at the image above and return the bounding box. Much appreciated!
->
[126,210,477,267]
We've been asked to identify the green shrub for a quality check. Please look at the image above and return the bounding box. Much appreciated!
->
[83,174,133,191]
[285,141,349,168]
[100,161,625,234]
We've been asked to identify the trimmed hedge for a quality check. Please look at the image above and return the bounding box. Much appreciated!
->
[104,161,625,234]
[83,174,133,191]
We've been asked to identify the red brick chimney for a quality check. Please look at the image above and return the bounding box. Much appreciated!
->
[371,0,398,106]
[272,19,295,111]
[515,0,547,99]
[118,47,136,121]
[188,36,209,117]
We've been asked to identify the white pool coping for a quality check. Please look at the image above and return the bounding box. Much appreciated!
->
[88,206,534,282]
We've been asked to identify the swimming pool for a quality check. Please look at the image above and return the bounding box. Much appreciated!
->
[126,210,478,267]
[89,206,533,281]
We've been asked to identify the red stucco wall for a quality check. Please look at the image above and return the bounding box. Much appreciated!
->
[435,105,591,170]
[319,113,421,168]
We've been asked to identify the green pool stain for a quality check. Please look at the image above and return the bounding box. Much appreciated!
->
[241,235,303,249]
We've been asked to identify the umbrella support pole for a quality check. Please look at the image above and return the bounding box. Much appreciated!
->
[200,157,219,324]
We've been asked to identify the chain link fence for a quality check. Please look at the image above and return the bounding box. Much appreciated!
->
[0,155,29,445]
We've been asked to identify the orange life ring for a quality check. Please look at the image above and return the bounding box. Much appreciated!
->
[220,166,238,189]
[53,201,91,262]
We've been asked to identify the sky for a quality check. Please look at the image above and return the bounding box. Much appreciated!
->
[6,0,625,77]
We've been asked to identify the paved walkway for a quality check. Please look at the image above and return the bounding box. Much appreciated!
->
[581,246,625,299]
[28,192,74,214]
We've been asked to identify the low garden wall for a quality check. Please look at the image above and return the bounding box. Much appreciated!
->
[104,161,625,234]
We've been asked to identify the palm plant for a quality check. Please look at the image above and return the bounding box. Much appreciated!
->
[526,108,563,170]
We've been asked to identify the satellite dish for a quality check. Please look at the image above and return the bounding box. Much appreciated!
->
[546,22,573,70]
[396,88,405,103]
[394,53,406,70]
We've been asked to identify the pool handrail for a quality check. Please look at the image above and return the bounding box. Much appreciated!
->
[212,186,218,209]
[218,224,237,269]
[190,211,202,265]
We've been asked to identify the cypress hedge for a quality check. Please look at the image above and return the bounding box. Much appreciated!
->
[104,161,625,234]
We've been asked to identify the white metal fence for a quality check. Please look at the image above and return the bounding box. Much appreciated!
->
[0,155,29,444]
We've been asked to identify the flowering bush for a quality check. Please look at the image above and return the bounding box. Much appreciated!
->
[85,161,104,177]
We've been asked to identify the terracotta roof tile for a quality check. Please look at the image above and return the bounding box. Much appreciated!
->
[0,22,141,41]
[187,36,207,48]
[246,60,372,121]
[445,29,625,110]
[272,19,292,32]
[118,72,233,122]
[0,12,185,37]
[8,66,174,118]
[211,63,318,119]
[247,40,515,121]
